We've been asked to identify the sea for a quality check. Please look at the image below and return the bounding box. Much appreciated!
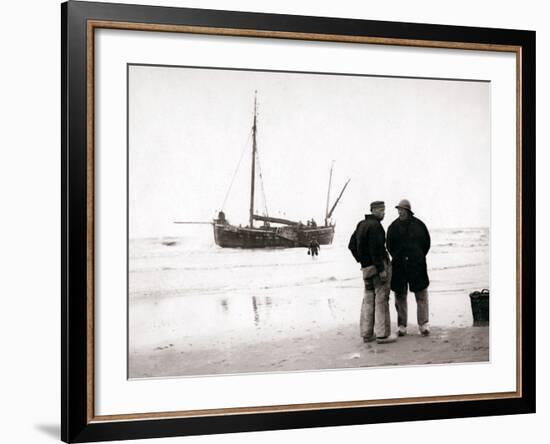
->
[129,227,489,353]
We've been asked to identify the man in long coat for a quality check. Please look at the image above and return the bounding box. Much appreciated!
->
[387,199,431,336]
[348,201,396,344]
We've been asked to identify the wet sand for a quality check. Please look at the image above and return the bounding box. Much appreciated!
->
[128,269,490,378]
[129,229,490,378]
[130,324,489,378]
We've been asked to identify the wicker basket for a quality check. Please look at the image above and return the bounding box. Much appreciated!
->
[469,289,489,326]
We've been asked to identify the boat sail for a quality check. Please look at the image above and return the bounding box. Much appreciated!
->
[176,93,350,248]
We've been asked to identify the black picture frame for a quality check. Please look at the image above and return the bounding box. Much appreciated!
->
[61,1,536,442]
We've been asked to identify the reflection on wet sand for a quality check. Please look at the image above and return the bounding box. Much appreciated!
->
[251,296,273,328]
[220,298,229,313]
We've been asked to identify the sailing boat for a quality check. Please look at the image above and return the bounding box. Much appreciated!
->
[176,93,350,249]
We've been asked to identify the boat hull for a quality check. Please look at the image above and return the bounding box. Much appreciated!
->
[213,224,334,248]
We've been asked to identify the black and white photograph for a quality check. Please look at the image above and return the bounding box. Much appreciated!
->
[128,64,491,378]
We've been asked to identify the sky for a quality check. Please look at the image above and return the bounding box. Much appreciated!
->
[128,64,491,240]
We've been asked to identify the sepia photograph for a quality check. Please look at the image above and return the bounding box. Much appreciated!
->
[127,64,490,379]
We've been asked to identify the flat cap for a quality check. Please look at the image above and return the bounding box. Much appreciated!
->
[370,200,385,210]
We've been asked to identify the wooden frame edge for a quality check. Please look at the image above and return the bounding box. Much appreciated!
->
[71,8,532,436]
[89,19,521,53]
[89,391,520,423]
[85,18,524,424]
[86,18,95,424]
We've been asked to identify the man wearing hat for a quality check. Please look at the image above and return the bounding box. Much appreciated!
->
[387,199,431,336]
[348,201,396,344]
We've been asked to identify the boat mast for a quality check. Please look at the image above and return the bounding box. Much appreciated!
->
[325,161,334,226]
[327,178,351,220]
[249,92,257,228]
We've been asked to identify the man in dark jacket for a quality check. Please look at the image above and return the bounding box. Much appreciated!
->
[308,238,320,257]
[387,199,431,336]
[348,201,396,344]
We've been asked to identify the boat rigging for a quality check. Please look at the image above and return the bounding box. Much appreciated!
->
[175,92,350,248]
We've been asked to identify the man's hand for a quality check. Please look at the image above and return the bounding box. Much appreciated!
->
[379,270,388,283]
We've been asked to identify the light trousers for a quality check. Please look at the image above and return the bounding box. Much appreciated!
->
[394,287,429,328]
[360,265,392,339]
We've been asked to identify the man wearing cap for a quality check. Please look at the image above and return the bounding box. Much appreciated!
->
[348,201,396,344]
[387,199,431,336]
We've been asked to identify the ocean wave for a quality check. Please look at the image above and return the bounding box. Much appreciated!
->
[429,261,489,271]
[434,242,456,247]
[431,246,489,255]
[130,274,357,300]
[130,261,314,274]
[129,256,342,273]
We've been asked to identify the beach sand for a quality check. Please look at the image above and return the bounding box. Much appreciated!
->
[130,324,489,378]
